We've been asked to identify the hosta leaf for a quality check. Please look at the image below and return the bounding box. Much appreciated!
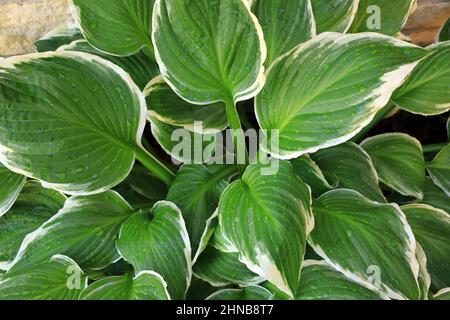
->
[256,32,426,159]
[393,42,450,115]
[145,77,228,133]
[291,155,336,198]
[207,285,272,300]
[194,246,262,287]
[219,161,313,297]
[0,181,65,267]
[311,142,386,202]
[311,0,359,34]
[361,133,425,199]
[60,40,160,90]
[427,144,450,196]
[252,0,315,67]
[0,255,87,300]
[349,0,417,36]
[70,0,155,56]
[422,177,450,213]
[34,23,83,52]
[309,189,420,300]
[434,288,450,300]
[80,271,170,300]
[402,204,450,292]
[439,18,450,42]
[186,277,218,300]
[211,221,238,254]
[117,201,192,299]
[167,165,232,256]
[7,191,132,274]
[295,260,384,300]
[0,163,26,217]
[152,0,266,104]
[0,52,151,195]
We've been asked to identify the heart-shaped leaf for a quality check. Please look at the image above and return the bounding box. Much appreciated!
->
[70,0,155,56]
[256,32,426,159]
[207,285,272,300]
[252,0,315,67]
[194,245,262,287]
[35,23,83,52]
[393,42,450,115]
[0,52,174,193]
[422,177,450,213]
[152,0,266,104]
[349,0,417,36]
[427,144,450,196]
[361,133,425,199]
[311,142,386,202]
[309,189,420,300]
[402,204,450,292]
[117,201,192,299]
[0,164,26,217]
[80,271,170,300]
[295,260,384,300]
[0,255,87,300]
[311,0,359,34]
[219,161,314,297]
[7,191,132,274]
[0,181,65,268]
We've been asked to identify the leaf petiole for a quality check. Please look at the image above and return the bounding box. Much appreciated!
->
[133,146,176,186]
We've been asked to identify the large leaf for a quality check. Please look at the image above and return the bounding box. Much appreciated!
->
[117,201,192,299]
[6,191,132,274]
[145,76,228,133]
[167,165,233,256]
[311,0,359,34]
[0,255,87,300]
[427,144,450,196]
[80,271,170,300]
[255,32,426,159]
[252,0,315,67]
[34,23,83,52]
[361,133,425,199]
[70,0,155,56]
[295,260,384,300]
[0,52,151,194]
[348,0,417,36]
[218,161,313,297]
[0,164,26,217]
[402,204,450,292]
[0,181,65,267]
[422,177,450,213]
[60,40,160,90]
[311,142,386,202]
[393,42,450,115]
[207,285,272,300]
[193,246,262,287]
[309,189,420,300]
[152,0,266,104]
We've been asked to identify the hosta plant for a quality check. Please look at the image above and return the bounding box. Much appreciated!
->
[0,0,449,301]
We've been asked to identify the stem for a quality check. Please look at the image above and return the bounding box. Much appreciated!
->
[423,143,447,154]
[134,146,176,186]
[224,96,248,173]
[352,103,396,142]
[262,282,291,300]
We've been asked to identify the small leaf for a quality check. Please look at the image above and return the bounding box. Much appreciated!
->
[402,204,450,292]
[439,18,450,42]
[311,0,359,34]
[252,0,315,67]
[71,0,155,56]
[207,285,272,300]
[0,181,65,267]
[152,0,266,104]
[186,277,219,300]
[422,177,450,213]
[427,144,450,196]
[0,163,26,217]
[7,191,132,274]
[256,32,426,159]
[0,255,87,300]
[434,288,450,300]
[117,201,192,299]
[35,23,83,52]
[311,142,386,202]
[295,260,384,300]
[80,271,170,300]
[309,189,420,300]
[219,161,313,297]
[194,246,262,287]
[361,133,425,199]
